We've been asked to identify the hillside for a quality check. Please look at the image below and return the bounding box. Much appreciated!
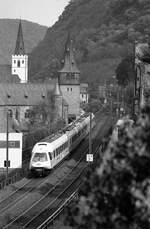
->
[29,0,150,83]
[0,19,47,64]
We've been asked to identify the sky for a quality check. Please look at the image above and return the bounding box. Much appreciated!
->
[0,0,70,27]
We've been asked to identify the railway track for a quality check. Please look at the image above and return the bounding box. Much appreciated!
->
[3,150,89,228]
[1,114,114,228]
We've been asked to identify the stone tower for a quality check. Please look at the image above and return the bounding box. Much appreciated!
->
[59,34,80,120]
[12,20,28,83]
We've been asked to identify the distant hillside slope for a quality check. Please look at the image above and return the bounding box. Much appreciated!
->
[29,0,150,83]
[0,19,47,64]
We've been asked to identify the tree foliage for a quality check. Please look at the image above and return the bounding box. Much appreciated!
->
[65,104,150,229]
[115,55,135,86]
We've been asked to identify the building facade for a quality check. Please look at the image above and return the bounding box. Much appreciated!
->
[80,83,89,103]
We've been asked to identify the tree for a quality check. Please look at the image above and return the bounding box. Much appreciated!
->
[65,103,150,229]
[115,55,135,86]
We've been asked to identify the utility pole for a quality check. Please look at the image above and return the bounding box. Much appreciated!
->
[89,113,92,155]
[6,110,9,180]
[86,113,93,163]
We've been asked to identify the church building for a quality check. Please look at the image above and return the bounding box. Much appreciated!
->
[0,20,88,132]
[0,20,68,132]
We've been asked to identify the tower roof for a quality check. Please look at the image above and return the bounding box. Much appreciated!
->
[59,33,80,73]
[14,20,25,55]
[54,78,62,96]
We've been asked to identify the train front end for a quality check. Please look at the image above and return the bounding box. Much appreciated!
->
[29,143,53,176]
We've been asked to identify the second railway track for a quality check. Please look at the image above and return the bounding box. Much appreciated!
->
[0,113,114,228]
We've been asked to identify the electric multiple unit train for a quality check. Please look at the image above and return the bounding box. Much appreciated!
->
[29,113,95,175]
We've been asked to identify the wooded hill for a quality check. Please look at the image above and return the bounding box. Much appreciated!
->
[0,19,47,65]
[29,0,150,83]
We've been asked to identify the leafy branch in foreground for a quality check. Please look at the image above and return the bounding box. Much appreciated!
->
[65,104,150,229]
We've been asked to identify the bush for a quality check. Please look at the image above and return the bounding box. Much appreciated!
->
[65,104,150,229]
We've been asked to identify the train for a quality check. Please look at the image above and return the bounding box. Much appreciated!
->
[29,113,95,176]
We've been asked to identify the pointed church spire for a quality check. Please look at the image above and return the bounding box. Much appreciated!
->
[14,20,25,55]
[59,33,80,73]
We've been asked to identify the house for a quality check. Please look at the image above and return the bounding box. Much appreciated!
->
[80,83,89,103]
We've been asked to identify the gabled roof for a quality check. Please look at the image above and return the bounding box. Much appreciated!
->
[0,83,55,106]
[14,20,25,55]
[59,33,80,73]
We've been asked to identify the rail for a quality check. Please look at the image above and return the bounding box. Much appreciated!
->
[37,141,104,229]
[37,188,79,229]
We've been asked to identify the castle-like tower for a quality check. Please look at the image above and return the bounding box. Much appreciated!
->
[12,20,28,83]
[59,34,80,119]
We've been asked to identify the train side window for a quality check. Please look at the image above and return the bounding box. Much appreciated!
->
[49,152,52,160]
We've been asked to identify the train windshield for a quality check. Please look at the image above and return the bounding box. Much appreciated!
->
[32,153,48,162]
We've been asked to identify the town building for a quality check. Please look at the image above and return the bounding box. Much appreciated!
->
[80,83,89,103]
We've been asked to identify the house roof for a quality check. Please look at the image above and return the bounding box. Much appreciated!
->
[80,83,89,93]
[0,83,55,106]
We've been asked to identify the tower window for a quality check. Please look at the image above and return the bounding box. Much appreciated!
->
[15,109,19,120]
[17,60,20,67]
[22,60,24,64]
[14,60,16,64]
[71,88,72,91]
[67,88,69,91]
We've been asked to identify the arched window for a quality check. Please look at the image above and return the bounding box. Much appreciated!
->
[17,60,20,67]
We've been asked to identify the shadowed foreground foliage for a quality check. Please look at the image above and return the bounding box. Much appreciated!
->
[65,104,150,229]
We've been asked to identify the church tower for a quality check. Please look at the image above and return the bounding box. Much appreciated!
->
[12,20,28,83]
[59,34,80,120]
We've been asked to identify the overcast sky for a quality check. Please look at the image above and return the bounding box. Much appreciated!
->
[0,0,69,27]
